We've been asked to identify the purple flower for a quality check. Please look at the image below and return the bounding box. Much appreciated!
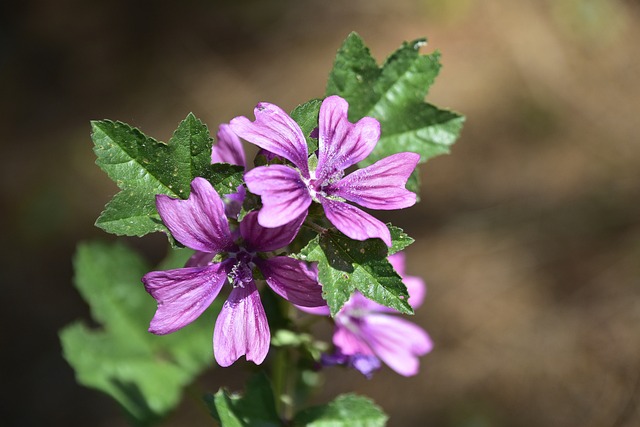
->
[230,95,420,247]
[300,253,432,377]
[142,177,325,367]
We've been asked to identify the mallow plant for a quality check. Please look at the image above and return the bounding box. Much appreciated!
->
[60,32,464,426]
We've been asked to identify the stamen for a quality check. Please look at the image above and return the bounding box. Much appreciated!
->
[227,251,255,288]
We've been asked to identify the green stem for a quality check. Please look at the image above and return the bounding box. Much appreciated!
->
[271,304,297,422]
[272,345,286,416]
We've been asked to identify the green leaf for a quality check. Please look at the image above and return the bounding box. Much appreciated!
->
[300,228,412,316]
[293,394,388,427]
[207,392,244,427]
[326,32,464,171]
[325,34,381,121]
[290,99,322,153]
[206,373,281,427]
[388,225,414,255]
[60,242,218,425]
[92,114,244,238]
[209,162,247,196]
[93,189,163,237]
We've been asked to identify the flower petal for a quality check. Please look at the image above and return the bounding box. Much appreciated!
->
[389,253,425,309]
[213,281,271,366]
[316,96,380,182]
[142,262,229,335]
[185,251,215,268]
[156,177,234,253]
[327,152,419,210]
[402,275,426,310]
[244,165,312,228]
[212,124,246,168]
[230,103,309,176]
[296,304,331,316]
[239,211,304,252]
[333,325,374,356]
[361,314,433,376]
[256,257,325,307]
[350,354,382,379]
[223,185,246,221]
[387,252,406,276]
[320,197,391,246]
[320,351,349,366]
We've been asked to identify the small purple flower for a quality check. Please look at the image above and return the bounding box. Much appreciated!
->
[230,95,419,247]
[142,177,325,367]
[301,253,432,377]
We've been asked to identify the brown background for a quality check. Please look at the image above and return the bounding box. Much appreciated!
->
[2,0,639,426]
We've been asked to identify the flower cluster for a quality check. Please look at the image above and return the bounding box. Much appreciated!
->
[299,253,432,377]
[142,95,430,374]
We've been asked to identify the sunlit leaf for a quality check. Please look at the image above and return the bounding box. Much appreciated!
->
[300,226,413,316]
[92,114,243,238]
[327,32,465,194]
[60,242,218,425]
[293,393,388,427]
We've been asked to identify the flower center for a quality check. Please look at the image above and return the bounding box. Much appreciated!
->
[235,250,253,265]
[304,165,346,201]
[228,250,255,288]
[307,178,322,194]
[304,170,327,201]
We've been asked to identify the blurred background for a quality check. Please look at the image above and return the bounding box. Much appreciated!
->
[2,0,639,425]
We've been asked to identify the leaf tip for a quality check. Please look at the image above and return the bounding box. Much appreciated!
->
[410,38,428,50]
[184,111,200,123]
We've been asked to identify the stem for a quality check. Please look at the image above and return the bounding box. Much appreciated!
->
[304,219,328,235]
[272,345,285,415]
[271,303,297,422]
[272,347,296,422]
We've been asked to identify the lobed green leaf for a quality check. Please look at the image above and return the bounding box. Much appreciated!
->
[326,32,465,190]
[388,225,415,255]
[300,226,413,316]
[60,242,217,425]
[92,114,243,238]
[293,393,388,427]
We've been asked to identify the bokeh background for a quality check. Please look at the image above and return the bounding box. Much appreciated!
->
[2,0,640,426]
